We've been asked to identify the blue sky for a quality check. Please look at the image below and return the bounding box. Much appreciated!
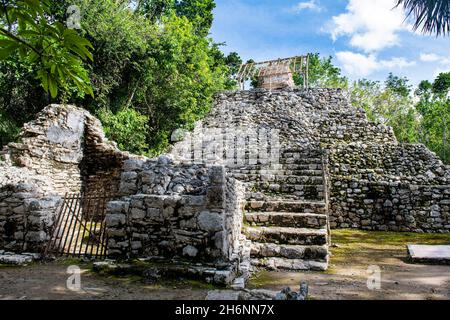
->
[210,0,450,86]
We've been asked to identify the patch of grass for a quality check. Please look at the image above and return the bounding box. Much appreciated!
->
[247,270,280,288]
[53,257,94,270]
[108,273,144,284]
[331,229,450,246]
[329,229,450,265]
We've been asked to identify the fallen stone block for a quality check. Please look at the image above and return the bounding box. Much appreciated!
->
[407,245,450,265]
[0,253,34,265]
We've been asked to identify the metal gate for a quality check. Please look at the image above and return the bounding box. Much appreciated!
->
[45,193,113,259]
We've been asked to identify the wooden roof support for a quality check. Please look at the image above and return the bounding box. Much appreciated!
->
[234,55,309,90]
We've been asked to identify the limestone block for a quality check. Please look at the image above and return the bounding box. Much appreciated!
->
[197,211,223,232]
[182,245,198,257]
[105,213,126,227]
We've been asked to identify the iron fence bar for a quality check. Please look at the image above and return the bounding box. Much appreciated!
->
[57,194,75,253]
[95,195,108,258]
[65,199,103,245]
[76,196,92,257]
[43,193,68,256]
[45,193,114,259]
[70,193,86,256]
[49,194,69,253]
[64,194,79,252]
[65,197,80,256]
[87,195,102,257]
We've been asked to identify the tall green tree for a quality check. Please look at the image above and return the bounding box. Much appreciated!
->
[0,0,235,155]
[174,0,216,37]
[432,72,450,96]
[385,73,412,98]
[350,76,419,144]
[0,0,93,99]
[415,73,450,163]
[135,0,216,37]
[135,0,174,21]
[294,53,348,89]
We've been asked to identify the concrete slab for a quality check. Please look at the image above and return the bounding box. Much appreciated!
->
[407,245,450,265]
[205,290,240,300]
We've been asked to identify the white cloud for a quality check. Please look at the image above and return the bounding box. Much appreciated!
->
[420,53,441,62]
[420,53,450,65]
[336,51,415,77]
[380,57,416,69]
[336,52,378,76]
[291,0,323,13]
[328,0,409,52]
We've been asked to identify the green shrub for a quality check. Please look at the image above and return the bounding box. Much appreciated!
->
[97,108,149,155]
[0,112,20,149]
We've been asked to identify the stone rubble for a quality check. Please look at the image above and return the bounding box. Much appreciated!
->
[0,251,39,265]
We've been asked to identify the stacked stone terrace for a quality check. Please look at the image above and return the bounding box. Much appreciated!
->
[171,87,450,271]
[0,87,448,278]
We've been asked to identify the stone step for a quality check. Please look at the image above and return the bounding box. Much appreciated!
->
[245,212,327,228]
[233,170,323,178]
[243,226,328,245]
[279,158,323,165]
[246,195,324,202]
[281,164,323,170]
[231,164,323,171]
[251,242,329,261]
[282,148,323,154]
[235,175,324,185]
[281,152,323,159]
[251,257,328,271]
[245,200,327,214]
[253,183,324,192]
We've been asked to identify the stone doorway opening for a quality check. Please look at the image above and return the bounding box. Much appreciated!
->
[44,193,114,259]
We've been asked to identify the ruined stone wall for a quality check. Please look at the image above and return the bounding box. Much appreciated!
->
[171,88,450,233]
[80,114,130,196]
[329,143,450,232]
[0,164,60,252]
[5,105,87,194]
[106,158,246,265]
[0,104,130,252]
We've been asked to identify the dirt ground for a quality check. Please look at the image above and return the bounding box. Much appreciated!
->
[1,229,449,300]
[248,229,450,300]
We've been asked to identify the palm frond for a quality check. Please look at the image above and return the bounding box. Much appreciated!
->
[396,0,450,36]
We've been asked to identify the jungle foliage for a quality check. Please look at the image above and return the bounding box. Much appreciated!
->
[0,0,240,156]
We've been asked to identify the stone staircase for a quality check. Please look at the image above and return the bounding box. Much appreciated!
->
[237,148,330,271]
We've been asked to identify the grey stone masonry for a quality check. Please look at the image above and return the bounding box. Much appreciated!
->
[107,159,242,262]
[1,87,448,279]
[169,87,449,271]
[105,157,247,284]
[0,104,133,253]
